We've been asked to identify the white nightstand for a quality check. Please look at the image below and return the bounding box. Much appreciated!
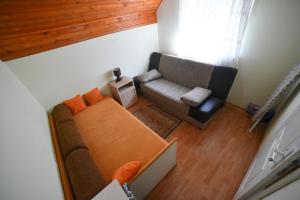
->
[109,76,138,108]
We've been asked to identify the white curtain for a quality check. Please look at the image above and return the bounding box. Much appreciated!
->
[177,0,254,67]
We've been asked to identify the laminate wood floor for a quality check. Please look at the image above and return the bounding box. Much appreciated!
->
[128,97,265,200]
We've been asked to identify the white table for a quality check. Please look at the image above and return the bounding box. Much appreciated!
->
[92,180,129,200]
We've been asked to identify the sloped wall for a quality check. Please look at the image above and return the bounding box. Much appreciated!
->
[0,61,63,199]
[7,24,159,110]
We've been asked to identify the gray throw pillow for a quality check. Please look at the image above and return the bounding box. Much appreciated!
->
[180,87,212,107]
[136,69,162,83]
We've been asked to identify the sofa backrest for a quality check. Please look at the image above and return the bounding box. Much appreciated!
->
[159,54,214,89]
[65,148,107,200]
[52,104,107,200]
[148,52,237,101]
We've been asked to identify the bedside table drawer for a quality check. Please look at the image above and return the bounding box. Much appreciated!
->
[119,86,137,108]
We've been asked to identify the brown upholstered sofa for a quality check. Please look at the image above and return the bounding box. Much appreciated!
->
[52,104,107,200]
[135,52,238,128]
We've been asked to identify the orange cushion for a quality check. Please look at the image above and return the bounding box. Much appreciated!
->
[64,95,86,115]
[83,88,103,106]
[112,161,141,185]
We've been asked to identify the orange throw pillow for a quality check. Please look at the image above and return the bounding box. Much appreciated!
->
[63,95,86,115]
[112,161,141,185]
[83,88,103,106]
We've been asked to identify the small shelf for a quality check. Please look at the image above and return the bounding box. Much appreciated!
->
[109,76,138,108]
[118,82,134,92]
[119,85,134,95]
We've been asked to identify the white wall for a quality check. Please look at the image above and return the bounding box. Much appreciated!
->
[157,0,180,55]
[157,0,300,108]
[266,86,300,138]
[0,62,63,200]
[228,0,300,107]
[6,24,159,110]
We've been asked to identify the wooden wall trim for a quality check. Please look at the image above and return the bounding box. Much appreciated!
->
[0,0,162,61]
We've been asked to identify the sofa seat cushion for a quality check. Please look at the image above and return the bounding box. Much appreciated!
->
[189,97,223,123]
[180,87,212,107]
[143,79,191,103]
[141,84,190,120]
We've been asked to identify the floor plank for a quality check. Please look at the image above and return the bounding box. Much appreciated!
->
[128,96,265,200]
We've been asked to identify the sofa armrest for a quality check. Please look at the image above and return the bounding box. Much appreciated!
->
[208,66,237,100]
[148,52,162,71]
[65,148,107,200]
[188,97,223,123]
[180,87,212,107]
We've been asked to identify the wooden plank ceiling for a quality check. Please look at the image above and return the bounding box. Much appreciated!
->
[0,0,162,61]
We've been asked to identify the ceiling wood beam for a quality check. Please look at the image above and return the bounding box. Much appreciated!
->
[0,0,162,61]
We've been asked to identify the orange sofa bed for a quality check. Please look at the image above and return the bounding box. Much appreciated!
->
[49,97,177,200]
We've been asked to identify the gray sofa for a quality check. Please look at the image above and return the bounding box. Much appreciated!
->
[134,52,237,128]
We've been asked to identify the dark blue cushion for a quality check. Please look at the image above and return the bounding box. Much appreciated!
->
[189,97,223,123]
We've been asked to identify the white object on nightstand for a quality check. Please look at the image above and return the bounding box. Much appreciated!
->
[92,180,129,200]
[109,76,138,108]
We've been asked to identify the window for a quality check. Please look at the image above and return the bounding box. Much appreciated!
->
[177,0,254,67]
